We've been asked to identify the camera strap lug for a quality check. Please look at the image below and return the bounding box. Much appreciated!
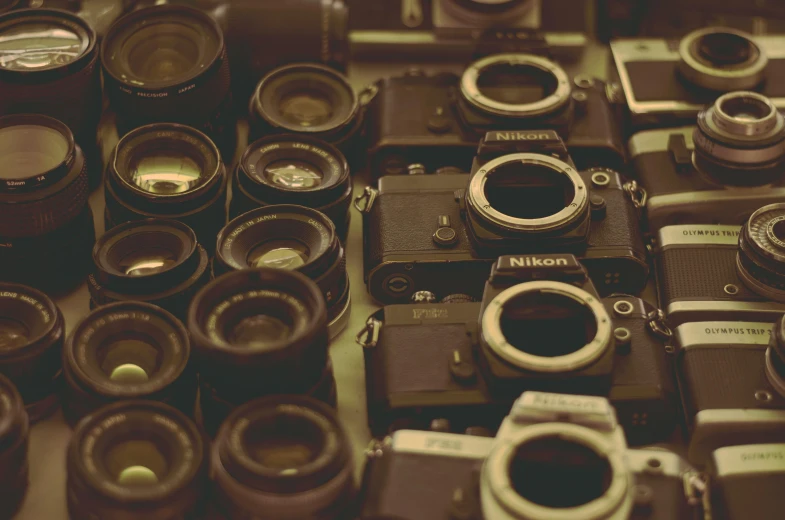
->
[356,315,383,348]
[401,0,424,28]
[623,180,647,209]
[354,186,379,214]
[682,471,709,517]
[359,83,380,107]
[646,308,673,340]
[365,437,392,459]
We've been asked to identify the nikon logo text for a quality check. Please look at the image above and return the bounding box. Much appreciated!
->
[510,257,569,267]
[493,131,553,141]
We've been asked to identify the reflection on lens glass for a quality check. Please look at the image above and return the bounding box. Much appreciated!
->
[261,159,324,190]
[130,153,203,194]
[243,416,323,470]
[0,318,29,351]
[698,32,753,66]
[247,240,310,270]
[484,163,575,220]
[229,315,292,349]
[720,96,771,122]
[279,89,334,128]
[509,436,612,508]
[118,247,178,276]
[0,125,68,179]
[98,338,161,384]
[476,63,558,105]
[125,24,200,82]
[772,220,785,243]
[105,440,168,486]
[0,23,85,70]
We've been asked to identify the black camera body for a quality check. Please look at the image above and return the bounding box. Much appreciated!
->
[368,56,626,177]
[363,131,648,304]
[362,255,676,445]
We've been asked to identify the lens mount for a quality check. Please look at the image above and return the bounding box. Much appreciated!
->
[679,28,767,92]
[483,423,631,520]
[467,153,588,234]
[460,54,571,118]
[443,0,535,24]
[481,281,612,372]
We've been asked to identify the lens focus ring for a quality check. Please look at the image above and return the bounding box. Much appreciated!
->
[0,374,29,520]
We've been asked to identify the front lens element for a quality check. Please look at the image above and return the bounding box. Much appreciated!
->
[105,439,168,486]
[483,162,576,220]
[697,32,754,67]
[247,240,310,270]
[0,124,68,179]
[228,313,294,349]
[0,318,28,351]
[98,336,161,384]
[279,88,335,128]
[124,24,201,83]
[242,410,325,469]
[0,22,86,71]
[118,247,178,277]
[261,159,324,190]
[719,92,772,122]
[129,152,203,195]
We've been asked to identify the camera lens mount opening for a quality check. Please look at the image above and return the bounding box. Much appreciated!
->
[679,28,767,91]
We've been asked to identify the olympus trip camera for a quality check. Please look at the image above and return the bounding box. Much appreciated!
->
[630,91,785,231]
[359,255,677,445]
[359,392,704,520]
[361,131,648,304]
[611,26,785,130]
[368,51,626,177]
[673,317,785,465]
[654,204,785,327]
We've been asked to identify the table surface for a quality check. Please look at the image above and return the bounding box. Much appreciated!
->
[15,49,611,519]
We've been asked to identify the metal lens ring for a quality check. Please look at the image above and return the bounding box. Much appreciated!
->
[480,281,612,373]
[736,203,785,302]
[679,27,767,91]
[482,423,631,520]
[764,348,785,399]
[711,91,781,138]
[742,204,785,265]
[468,153,588,234]
[460,54,572,118]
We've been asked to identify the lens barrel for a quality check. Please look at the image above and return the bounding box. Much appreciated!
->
[0,282,64,422]
[88,219,210,321]
[0,8,102,188]
[0,0,20,14]
[737,203,785,303]
[0,374,29,520]
[105,123,228,254]
[62,302,196,427]
[210,396,354,520]
[101,5,236,157]
[231,135,352,240]
[66,400,208,519]
[188,268,334,435]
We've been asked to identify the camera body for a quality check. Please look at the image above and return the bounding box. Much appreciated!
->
[363,131,648,304]
[362,255,676,444]
[368,58,626,177]
[674,321,785,465]
[359,392,700,520]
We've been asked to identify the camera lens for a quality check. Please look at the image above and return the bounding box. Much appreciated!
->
[216,205,350,339]
[188,268,335,434]
[0,374,28,519]
[467,153,589,234]
[101,5,235,157]
[766,315,785,398]
[66,400,209,519]
[89,219,210,321]
[480,281,613,373]
[460,54,572,118]
[232,136,352,240]
[0,8,102,187]
[0,282,64,422]
[210,396,354,519]
[62,302,195,427]
[679,28,767,91]
[692,91,785,186]
[105,123,228,253]
[737,203,785,303]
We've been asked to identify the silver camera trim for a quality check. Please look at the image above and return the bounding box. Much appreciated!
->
[481,281,612,372]
[690,409,785,465]
[713,443,785,476]
[460,54,572,118]
[765,348,785,398]
[468,153,587,233]
[710,91,780,138]
[674,321,773,350]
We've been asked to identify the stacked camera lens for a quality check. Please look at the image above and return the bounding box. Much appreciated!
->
[0,282,64,422]
[0,374,29,519]
[737,203,785,302]
[88,219,210,321]
[215,205,351,339]
[105,123,228,253]
[188,268,335,435]
[66,400,208,519]
[101,4,236,157]
[209,396,354,520]
[0,114,95,293]
[61,302,196,426]
[231,136,353,240]
[0,8,103,188]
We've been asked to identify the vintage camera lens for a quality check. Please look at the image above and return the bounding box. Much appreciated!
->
[480,281,613,373]
[101,5,235,156]
[692,91,785,186]
[442,0,535,25]
[66,400,208,519]
[62,302,195,427]
[460,54,572,119]
[188,268,334,435]
[210,396,354,519]
[0,8,102,187]
[232,136,352,239]
[679,27,767,92]
[216,205,350,339]
[766,314,785,399]
[0,282,64,422]
[737,203,785,303]
[105,123,228,253]
[466,152,589,235]
[88,219,210,321]
[0,374,29,519]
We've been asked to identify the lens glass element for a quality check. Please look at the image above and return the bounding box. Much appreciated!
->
[278,88,335,128]
[104,439,169,486]
[117,247,178,277]
[0,23,86,70]
[0,125,68,179]
[246,240,310,270]
[698,32,754,67]
[476,63,558,105]
[719,94,772,122]
[483,162,575,220]
[128,152,203,194]
[228,313,294,349]
[242,414,324,470]
[119,22,204,83]
[261,159,324,190]
[97,336,162,384]
[0,318,29,351]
